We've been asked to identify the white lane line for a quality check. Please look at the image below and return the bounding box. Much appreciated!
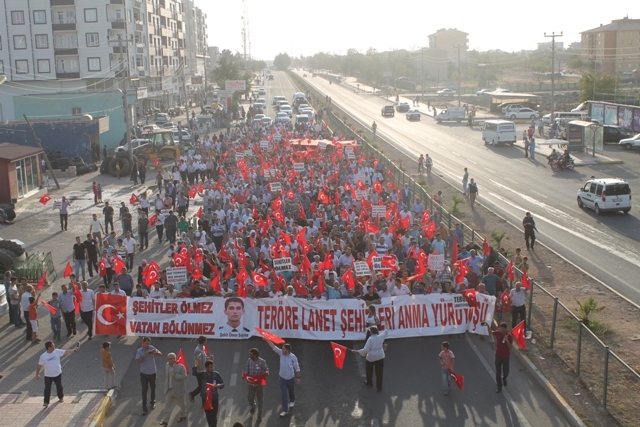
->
[229,373,237,387]
[465,334,534,427]
[222,398,234,427]
[484,167,495,173]
[469,160,478,165]
[222,351,241,427]
[530,190,548,199]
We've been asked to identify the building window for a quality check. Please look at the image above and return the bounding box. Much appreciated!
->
[33,10,47,24]
[13,35,27,50]
[35,34,48,49]
[87,57,101,71]
[0,36,2,50]
[15,60,28,74]
[86,33,99,47]
[37,59,50,73]
[84,8,97,23]
[72,107,82,115]
[11,11,25,25]
[0,61,4,74]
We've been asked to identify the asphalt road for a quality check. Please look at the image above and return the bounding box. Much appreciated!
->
[292,70,640,305]
[99,71,572,427]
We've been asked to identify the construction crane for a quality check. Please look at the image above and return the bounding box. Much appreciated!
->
[241,0,251,66]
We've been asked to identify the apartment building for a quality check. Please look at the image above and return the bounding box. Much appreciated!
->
[427,28,468,61]
[581,17,640,74]
[0,0,207,146]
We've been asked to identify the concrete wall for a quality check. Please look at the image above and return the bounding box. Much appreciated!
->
[12,90,128,149]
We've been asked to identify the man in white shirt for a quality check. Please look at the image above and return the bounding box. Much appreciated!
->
[149,283,164,299]
[36,341,79,407]
[123,231,137,270]
[390,278,411,296]
[79,281,95,340]
[352,318,388,391]
[164,283,178,299]
[89,214,105,243]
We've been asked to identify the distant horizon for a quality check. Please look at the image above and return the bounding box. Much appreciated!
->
[200,1,635,61]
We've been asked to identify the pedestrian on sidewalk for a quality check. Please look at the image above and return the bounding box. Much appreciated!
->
[244,348,269,422]
[195,360,225,427]
[136,337,162,416]
[439,341,455,395]
[35,341,79,408]
[524,137,530,158]
[158,353,187,426]
[130,161,139,185]
[522,212,537,250]
[462,168,469,196]
[510,281,527,332]
[138,161,147,185]
[264,337,301,417]
[101,341,115,389]
[103,202,115,235]
[28,293,42,344]
[483,322,513,393]
[351,318,388,391]
[8,276,23,328]
[59,284,77,337]
[92,182,99,205]
[468,179,478,209]
[60,196,71,231]
[72,236,87,281]
[48,292,62,340]
[22,284,35,342]
[79,281,95,340]
[529,138,536,160]
[189,336,212,403]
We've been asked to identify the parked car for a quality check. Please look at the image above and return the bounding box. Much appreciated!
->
[261,117,273,126]
[279,105,292,117]
[502,104,526,114]
[437,88,456,97]
[172,129,191,143]
[476,89,491,97]
[258,88,266,95]
[406,109,421,121]
[506,108,539,120]
[603,125,633,144]
[618,133,640,149]
[577,178,631,215]
[275,112,291,124]
[381,105,395,117]
[272,95,286,105]
[396,102,410,112]
[142,125,160,133]
[155,113,170,124]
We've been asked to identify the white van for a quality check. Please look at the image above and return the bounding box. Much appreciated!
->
[482,120,517,146]
[577,178,631,214]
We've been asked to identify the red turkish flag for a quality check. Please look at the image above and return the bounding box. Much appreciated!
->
[357,180,366,190]
[416,250,428,275]
[500,289,511,313]
[299,204,306,219]
[424,221,436,239]
[112,254,126,274]
[462,288,480,307]
[195,207,203,218]
[41,300,57,316]
[63,262,73,278]
[381,255,398,272]
[373,181,383,194]
[341,268,356,290]
[272,209,285,223]
[197,182,205,194]
[242,371,267,386]
[452,236,459,263]
[143,267,160,287]
[318,191,329,204]
[251,271,269,287]
[399,215,411,231]
[483,237,490,256]
[73,285,82,314]
[421,210,431,224]
[210,273,221,292]
[217,246,231,262]
[203,383,216,410]
[287,190,295,200]
[237,269,249,298]
[189,187,197,198]
[450,371,465,390]
[521,271,531,290]
[176,349,189,372]
[386,181,396,190]
[272,271,287,294]
[35,271,47,291]
[366,250,379,268]
[454,259,469,284]
[154,159,160,168]
[148,214,158,226]
[254,327,285,344]
[94,293,127,336]
[511,320,527,349]
[129,193,139,205]
[173,252,187,267]
[507,261,515,281]
[39,194,52,205]
[99,259,107,277]
[272,198,283,211]
[364,220,379,234]
[330,342,347,369]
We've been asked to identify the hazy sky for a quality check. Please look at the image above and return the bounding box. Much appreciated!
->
[200,1,636,60]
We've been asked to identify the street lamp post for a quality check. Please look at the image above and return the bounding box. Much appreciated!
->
[544,32,563,125]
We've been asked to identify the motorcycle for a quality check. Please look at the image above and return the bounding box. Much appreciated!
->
[548,154,574,171]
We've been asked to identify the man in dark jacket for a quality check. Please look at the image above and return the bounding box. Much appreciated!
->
[196,360,225,427]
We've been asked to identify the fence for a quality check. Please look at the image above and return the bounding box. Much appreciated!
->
[326,107,640,426]
[13,252,58,284]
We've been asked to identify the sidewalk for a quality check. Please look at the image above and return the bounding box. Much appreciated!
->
[0,391,106,427]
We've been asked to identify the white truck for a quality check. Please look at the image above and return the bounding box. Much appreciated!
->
[435,108,466,123]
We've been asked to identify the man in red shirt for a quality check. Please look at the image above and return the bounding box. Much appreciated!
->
[483,322,513,393]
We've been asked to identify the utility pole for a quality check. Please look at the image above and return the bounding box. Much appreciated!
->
[182,58,189,126]
[421,47,424,98]
[544,32,563,125]
[117,34,133,163]
[454,44,465,107]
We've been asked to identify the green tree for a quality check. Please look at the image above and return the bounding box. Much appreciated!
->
[210,49,242,89]
[579,72,619,102]
[273,53,292,70]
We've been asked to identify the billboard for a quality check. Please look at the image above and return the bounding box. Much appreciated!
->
[225,80,246,92]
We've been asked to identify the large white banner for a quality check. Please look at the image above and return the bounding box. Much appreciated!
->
[96,294,495,340]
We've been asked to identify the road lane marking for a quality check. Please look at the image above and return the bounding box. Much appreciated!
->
[229,373,237,387]
[223,351,241,427]
[465,335,534,427]
[484,167,495,173]
[531,190,548,199]
[222,398,234,427]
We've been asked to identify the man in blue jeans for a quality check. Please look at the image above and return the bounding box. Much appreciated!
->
[136,337,162,415]
[264,337,301,417]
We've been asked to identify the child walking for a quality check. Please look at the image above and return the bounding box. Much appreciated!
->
[101,341,116,389]
[439,341,455,395]
[28,293,41,344]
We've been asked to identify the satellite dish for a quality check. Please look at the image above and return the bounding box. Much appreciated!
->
[0,75,6,85]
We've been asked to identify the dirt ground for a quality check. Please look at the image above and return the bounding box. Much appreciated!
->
[303,89,639,426]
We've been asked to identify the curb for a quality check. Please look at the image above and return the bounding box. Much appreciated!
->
[512,349,587,427]
[89,388,116,427]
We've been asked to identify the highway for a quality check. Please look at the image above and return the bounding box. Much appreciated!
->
[290,70,640,305]
[102,71,573,427]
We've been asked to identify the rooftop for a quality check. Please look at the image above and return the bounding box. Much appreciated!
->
[581,17,640,34]
[0,142,43,161]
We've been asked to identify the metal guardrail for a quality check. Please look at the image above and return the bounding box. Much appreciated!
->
[13,251,58,283]
[292,65,640,424]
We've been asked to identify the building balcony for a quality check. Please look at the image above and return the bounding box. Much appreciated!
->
[161,27,172,38]
[50,0,75,6]
[110,0,123,4]
[136,23,143,31]
[56,71,80,79]
[52,23,76,31]
[111,21,126,30]
[160,8,172,19]
[55,47,78,55]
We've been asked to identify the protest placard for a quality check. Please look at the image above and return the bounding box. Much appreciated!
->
[372,205,386,218]
[273,257,292,272]
[318,140,328,150]
[269,182,282,192]
[293,163,305,173]
[372,257,383,271]
[166,267,188,285]
[427,254,445,272]
[354,261,371,277]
